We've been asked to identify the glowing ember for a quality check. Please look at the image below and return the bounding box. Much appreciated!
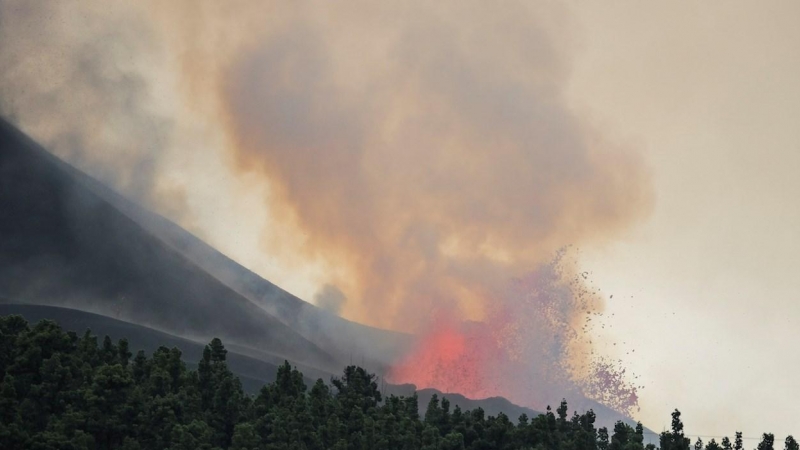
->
[388,251,641,417]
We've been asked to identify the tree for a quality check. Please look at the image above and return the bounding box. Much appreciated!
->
[758,434,775,450]
[85,364,134,448]
[0,314,794,450]
[421,423,440,450]
[785,436,799,450]
[101,335,117,365]
[170,420,214,450]
[610,421,630,450]
[231,423,260,450]
[598,427,610,450]
[331,365,382,418]
[661,410,691,450]
[309,378,333,428]
[440,431,465,450]
[272,360,307,404]
[557,399,570,432]
[707,439,722,450]
[722,437,733,450]
[118,338,132,367]
[425,394,449,436]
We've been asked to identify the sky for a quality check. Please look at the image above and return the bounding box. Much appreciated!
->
[568,1,800,438]
[2,0,799,440]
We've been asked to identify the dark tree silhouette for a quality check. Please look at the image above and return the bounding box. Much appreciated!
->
[0,314,794,450]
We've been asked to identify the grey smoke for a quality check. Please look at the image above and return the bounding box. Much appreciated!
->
[0,1,185,219]
[314,284,347,315]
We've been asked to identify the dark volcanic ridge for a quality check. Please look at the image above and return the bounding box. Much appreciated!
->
[0,116,408,375]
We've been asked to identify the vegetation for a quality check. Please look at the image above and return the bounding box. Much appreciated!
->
[0,315,793,450]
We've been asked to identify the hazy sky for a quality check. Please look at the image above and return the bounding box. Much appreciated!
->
[2,0,799,440]
[568,1,800,438]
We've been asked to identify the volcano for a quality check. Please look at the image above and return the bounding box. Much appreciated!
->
[0,117,650,432]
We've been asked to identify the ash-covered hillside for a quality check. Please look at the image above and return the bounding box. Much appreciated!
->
[0,116,407,376]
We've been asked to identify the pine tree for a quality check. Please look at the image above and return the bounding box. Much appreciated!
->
[758,434,775,450]
[557,399,570,432]
[331,365,382,420]
[118,338,132,367]
[661,410,691,450]
[231,423,260,450]
[101,335,117,365]
[610,421,631,450]
[707,438,722,450]
[722,436,733,450]
[440,431,465,450]
[0,313,795,450]
[598,427,610,450]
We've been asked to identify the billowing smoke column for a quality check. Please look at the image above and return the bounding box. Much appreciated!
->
[1,1,652,415]
[209,2,653,329]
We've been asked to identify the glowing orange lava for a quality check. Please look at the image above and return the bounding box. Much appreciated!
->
[388,254,641,417]
[389,318,500,399]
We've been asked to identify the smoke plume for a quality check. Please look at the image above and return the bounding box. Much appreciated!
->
[169,1,653,330]
[0,0,188,220]
[1,1,653,414]
[314,284,347,316]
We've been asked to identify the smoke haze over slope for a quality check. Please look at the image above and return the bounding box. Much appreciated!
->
[149,1,653,331]
[0,1,189,219]
[0,0,653,415]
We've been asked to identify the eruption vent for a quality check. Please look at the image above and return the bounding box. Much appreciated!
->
[388,253,641,416]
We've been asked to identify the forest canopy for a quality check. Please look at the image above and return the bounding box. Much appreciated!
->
[0,315,793,450]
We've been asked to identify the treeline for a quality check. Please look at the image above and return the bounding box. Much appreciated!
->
[0,315,794,450]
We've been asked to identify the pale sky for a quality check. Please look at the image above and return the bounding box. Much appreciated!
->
[569,1,800,438]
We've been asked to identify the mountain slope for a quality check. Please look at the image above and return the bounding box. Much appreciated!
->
[0,117,339,372]
[0,116,409,372]
[0,303,333,390]
[70,160,411,369]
